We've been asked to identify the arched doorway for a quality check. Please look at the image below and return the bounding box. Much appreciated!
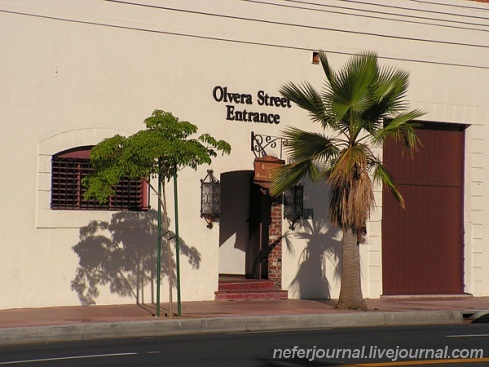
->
[218,170,253,275]
[215,157,288,300]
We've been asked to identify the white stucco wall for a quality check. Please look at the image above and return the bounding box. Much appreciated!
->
[0,0,488,309]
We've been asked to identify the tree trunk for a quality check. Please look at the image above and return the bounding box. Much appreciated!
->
[162,181,174,317]
[336,227,367,310]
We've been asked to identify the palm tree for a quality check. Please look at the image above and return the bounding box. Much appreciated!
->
[270,51,424,310]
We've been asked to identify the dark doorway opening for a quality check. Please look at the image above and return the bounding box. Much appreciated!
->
[247,184,272,279]
[218,171,253,276]
[217,170,278,280]
[216,168,288,301]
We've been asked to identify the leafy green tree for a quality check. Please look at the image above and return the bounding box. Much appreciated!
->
[270,51,424,310]
[85,110,231,202]
[84,110,231,315]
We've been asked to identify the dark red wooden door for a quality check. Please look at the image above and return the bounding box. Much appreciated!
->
[382,124,465,295]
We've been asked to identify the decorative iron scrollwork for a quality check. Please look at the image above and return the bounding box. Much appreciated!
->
[251,131,288,159]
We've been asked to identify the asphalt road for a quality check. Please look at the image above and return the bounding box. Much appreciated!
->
[1,324,489,366]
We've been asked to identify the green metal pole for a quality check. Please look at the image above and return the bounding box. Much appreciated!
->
[173,172,182,317]
[156,167,162,317]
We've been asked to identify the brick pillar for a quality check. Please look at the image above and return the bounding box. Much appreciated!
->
[267,198,282,289]
[253,155,285,290]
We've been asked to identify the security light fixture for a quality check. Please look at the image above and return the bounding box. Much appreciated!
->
[312,51,320,64]
[200,170,221,228]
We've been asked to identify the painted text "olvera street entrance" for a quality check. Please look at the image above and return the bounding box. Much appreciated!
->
[212,86,292,124]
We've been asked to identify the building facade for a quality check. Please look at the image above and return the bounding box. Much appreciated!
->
[1,0,488,309]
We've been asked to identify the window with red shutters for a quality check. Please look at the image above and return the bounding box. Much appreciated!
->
[51,146,149,211]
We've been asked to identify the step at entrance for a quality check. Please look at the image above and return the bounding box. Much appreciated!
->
[215,275,288,301]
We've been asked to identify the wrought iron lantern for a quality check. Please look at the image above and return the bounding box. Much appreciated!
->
[200,170,221,228]
[283,184,304,230]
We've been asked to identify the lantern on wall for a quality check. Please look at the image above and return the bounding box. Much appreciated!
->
[283,184,304,230]
[200,170,221,228]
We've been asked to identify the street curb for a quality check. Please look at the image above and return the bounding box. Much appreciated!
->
[0,310,464,346]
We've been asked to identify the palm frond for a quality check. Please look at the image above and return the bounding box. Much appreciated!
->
[328,145,368,183]
[360,68,409,136]
[372,110,425,155]
[327,145,374,229]
[328,52,379,139]
[376,67,410,113]
[282,127,340,163]
[269,160,320,196]
[372,161,405,209]
[318,51,335,85]
[280,82,326,124]
[269,128,341,196]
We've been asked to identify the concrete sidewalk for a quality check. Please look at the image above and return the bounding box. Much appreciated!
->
[0,297,488,346]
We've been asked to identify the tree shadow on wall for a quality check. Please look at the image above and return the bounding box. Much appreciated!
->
[286,216,342,300]
[71,210,201,306]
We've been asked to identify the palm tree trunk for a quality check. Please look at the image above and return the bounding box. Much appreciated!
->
[336,227,367,310]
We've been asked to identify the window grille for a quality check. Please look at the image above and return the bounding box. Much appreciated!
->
[51,147,149,211]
